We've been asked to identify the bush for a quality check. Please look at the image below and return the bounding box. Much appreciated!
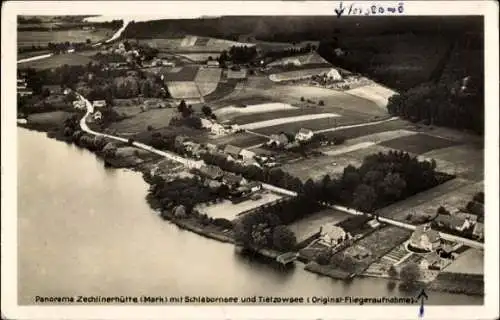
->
[147,125,154,131]
[315,251,332,265]
[212,218,234,229]
[127,138,134,146]
[400,263,420,285]
[300,97,305,102]
[437,206,449,215]
[332,135,346,145]
[318,100,325,106]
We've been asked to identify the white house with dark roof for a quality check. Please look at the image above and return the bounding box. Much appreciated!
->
[318,224,348,247]
[92,100,107,108]
[409,224,441,252]
[239,149,256,160]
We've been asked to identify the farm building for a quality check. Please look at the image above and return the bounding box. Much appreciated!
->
[267,134,290,147]
[93,111,103,121]
[92,100,107,108]
[73,100,86,110]
[198,165,224,181]
[409,224,441,252]
[227,69,248,79]
[318,224,348,247]
[295,128,314,142]
[211,123,227,136]
[222,172,246,188]
[434,215,473,232]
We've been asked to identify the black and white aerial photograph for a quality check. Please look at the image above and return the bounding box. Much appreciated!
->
[2,1,498,319]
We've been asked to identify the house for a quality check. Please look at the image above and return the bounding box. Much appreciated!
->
[454,211,478,223]
[67,48,75,53]
[473,222,484,240]
[207,60,220,68]
[295,128,314,142]
[318,224,348,247]
[367,219,381,229]
[239,149,256,160]
[409,224,441,252]
[223,144,242,159]
[211,123,227,136]
[222,172,246,188]
[17,79,27,89]
[198,165,224,181]
[93,111,103,121]
[205,143,218,152]
[267,133,289,147]
[326,68,342,81]
[200,118,213,129]
[92,100,106,108]
[246,181,262,193]
[420,252,442,270]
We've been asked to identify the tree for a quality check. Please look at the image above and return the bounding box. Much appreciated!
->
[202,105,213,117]
[315,251,332,265]
[352,184,377,213]
[400,263,420,285]
[272,225,297,251]
[381,172,407,200]
[177,99,187,113]
[388,265,399,278]
[437,206,449,215]
[86,38,91,45]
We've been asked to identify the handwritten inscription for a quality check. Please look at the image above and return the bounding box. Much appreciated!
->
[335,2,405,17]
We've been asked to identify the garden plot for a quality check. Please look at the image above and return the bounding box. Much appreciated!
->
[443,248,484,275]
[380,133,459,155]
[269,68,333,82]
[346,83,398,109]
[288,208,351,244]
[241,113,340,130]
[167,82,201,99]
[195,192,282,220]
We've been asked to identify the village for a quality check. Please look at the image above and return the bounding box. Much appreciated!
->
[17,16,485,298]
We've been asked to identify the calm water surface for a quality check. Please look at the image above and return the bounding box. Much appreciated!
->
[17,128,483,305]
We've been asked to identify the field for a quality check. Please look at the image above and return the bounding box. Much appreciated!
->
[194,68,222,96]
[163,66,200,82]
[287,208,351,243]
[345,83,397,109]
[195,192,282,220]
[267,52,330,67]
[134,36,253,52]
[108,108,176,134]
[17,50,52,60]
[18,53,94,70]
[241,113,340,130]
[269,68,333,82]
[380,133,459,155]
[443,248,484,275]
[177,53,220,62]
[17,29,113,48]
[166,82,201,99]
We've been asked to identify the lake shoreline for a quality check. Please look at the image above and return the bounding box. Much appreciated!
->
[17,121,484,298]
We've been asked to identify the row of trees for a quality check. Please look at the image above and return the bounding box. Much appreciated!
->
[264,44,316,60]
[219,46,258,65]
[386,82,483,134]
[234,211,297,252]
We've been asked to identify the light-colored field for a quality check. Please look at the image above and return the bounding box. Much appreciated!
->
[443,248,484,275]
[166,81,201,99]
[346,83,398,108]
[240,113,340,130]
[195,192,282,220]
[269,67,333,82]
[206,38,255,50]
[109,108,176,134]
[268,52,330,67]
[18,53,93,69]
[181,36,198,47]
[215,102,298,117]
[177,53,220,62]
[288,208,351,243]
[17,29,113,48]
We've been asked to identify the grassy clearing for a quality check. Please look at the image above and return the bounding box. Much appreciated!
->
[287,208,351,243]
[268,52,330,67]
[17,29,113,48]
[380,133,459,155]
[203,80,239,102]
[346,83,397,109]
[109,108,176,134]
[422,145,483,182]
[18,53,93,70]
[215,103,297,121]
[321,119,413,140]
[241,113,340,130]
[269,67,333,82]
[27,111,72,128]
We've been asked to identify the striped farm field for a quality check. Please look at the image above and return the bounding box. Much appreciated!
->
[163,66,200,81]
[268,52,330,67]
[215,102,297,118]
[269,67,332,82]
[380,133,459,155]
